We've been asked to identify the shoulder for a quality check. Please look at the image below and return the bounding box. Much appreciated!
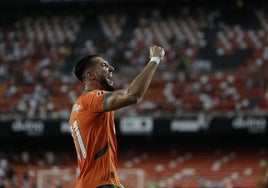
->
[79,90,113,103]
[91,90,111,98]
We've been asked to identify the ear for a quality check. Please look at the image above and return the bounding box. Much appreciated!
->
[86,71,96,80]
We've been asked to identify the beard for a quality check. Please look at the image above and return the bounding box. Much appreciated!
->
[99,77,115,91]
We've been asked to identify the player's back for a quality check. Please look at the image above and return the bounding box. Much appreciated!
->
[69,90,120,187]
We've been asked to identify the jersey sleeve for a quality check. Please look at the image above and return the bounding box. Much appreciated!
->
[84,90,113,113]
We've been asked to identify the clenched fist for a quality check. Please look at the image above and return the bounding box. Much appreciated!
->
[150,45,165,60]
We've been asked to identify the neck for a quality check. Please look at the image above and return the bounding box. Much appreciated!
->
[83,88,91,93]
[83,82,93,92]
[83,81,101,92]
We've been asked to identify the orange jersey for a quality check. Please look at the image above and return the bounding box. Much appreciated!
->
[69,90,120,188]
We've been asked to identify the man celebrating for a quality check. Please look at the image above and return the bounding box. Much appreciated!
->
[69,45,165,188]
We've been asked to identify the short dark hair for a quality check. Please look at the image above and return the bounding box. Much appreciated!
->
[74,55,100,82]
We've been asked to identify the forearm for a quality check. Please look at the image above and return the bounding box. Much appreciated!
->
[105,45,165,111]
[125,60,158,102]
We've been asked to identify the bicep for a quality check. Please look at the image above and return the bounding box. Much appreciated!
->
[105,89,139,111]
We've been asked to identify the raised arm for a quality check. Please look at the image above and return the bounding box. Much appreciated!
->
[106,45,165,111]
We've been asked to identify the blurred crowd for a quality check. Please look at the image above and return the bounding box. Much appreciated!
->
[0,144,267,188]
[0,137,76,188]
[0,3,268,188]
[0,4,268,120]
[0,150,75,188]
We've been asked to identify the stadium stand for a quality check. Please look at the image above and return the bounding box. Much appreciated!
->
[0,1,268,188]
[1,4,268,119]
[0,135,267,188]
